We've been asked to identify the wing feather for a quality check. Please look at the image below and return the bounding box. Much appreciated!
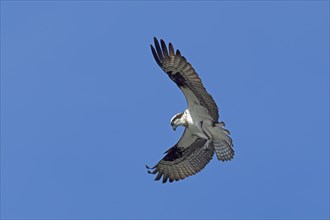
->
[154,38,164,61]
[169,43,175,56]
[150,45,161,67]
[150,37,219,121]
[146,129,215,183]
[160,39,169,59]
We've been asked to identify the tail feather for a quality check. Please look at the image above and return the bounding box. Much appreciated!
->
[212,122,234,161]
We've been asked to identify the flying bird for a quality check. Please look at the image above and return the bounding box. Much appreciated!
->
[146,38,234,183]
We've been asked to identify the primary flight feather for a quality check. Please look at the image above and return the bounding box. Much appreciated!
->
[147,38,234,183]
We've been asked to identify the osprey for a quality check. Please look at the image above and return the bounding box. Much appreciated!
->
[146,38,234,183]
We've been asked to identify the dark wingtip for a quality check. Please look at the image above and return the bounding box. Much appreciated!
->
[160,39,165,45]
[146,164,156,170]
[150,44,162,66]
[160,39,169,58]
[169,42,175,56]
[162,175,168,183]
[147,169,158,175]
[146,164,159,175]
[153,37,159,45]
[155,172,162,181]
[153,37,164,62]
[154,37,159,46]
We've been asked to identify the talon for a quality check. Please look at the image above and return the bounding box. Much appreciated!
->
[203,139,213,150]
[217,121,225,128]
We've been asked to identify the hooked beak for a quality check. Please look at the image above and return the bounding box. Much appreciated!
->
[171,122,177,131]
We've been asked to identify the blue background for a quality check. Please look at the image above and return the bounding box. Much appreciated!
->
[1,1,329,219]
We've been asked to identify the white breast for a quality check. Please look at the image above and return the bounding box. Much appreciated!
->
[184,106,212,140]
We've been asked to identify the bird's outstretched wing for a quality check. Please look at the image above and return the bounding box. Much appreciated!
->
[150,37,219,121]
[146,129,214,183]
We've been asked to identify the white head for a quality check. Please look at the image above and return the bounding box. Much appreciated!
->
[170,112,188,131]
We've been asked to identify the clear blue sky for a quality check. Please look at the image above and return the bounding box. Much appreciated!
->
[1,1,329,219]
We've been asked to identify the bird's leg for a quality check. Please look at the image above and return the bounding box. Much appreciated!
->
[203,139,213,150]
[201,120,214,150]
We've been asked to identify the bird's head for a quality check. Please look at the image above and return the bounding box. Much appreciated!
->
[170,112,187,131]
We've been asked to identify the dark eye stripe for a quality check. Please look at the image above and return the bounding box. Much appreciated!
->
[173,113,184,122]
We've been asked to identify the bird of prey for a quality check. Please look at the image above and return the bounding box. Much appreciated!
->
[146,38,234,183]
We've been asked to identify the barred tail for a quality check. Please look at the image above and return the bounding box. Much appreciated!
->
[213,122,234,161]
